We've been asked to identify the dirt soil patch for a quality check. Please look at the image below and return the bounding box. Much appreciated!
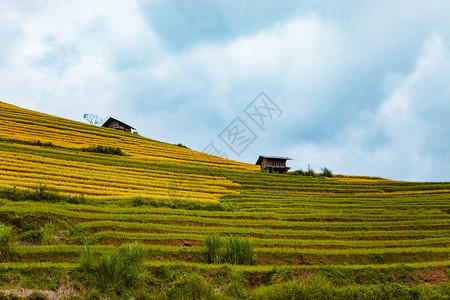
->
[414,267,447,284]
[0,280,82,299]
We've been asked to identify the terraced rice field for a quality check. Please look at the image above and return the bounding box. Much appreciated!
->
[0,101,448,296]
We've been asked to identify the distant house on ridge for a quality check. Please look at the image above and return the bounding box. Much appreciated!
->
[101,117,135,133]
[256,156,292,173]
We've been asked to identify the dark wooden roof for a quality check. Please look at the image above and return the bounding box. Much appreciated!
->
[101,117,135,130]
[256,155,292,165]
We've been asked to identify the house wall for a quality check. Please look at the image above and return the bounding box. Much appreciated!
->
[261,158,286,169]
[107,120,131,132]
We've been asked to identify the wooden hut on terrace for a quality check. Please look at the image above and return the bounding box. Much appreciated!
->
[256,156,292,173]
[101,117,135,132]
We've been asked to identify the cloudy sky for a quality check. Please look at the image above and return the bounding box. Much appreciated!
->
[1,1,449,181]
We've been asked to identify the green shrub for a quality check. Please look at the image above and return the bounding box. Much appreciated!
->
[33,140,54,148]
[0,185,86,204]
[131,196,146,207]
[82,145,125,156]
[225,270,247,298]
[97,249,123,292]
[222,202,240,212]
[205,233,223,264]
[174,143,189,149]
[291,169,304,175]
[248,276,335,300]
[306,165,316,177]
[0,138,55,148]
[166,273,217,300]
[40,221,58,245]
[32,185,63,203]
[302,276,335,299]
[131,196,224,211]
[321,167,333,177]
[0,223,15,262]
[225,281,247,298]
[21,229,43,245]
[291,165,316,177]
[223,236,256,265]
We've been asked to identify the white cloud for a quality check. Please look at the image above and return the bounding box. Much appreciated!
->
[286,35,450,181]
[0,0,160,120]
[147,15,345,96]
[135,15,346,144]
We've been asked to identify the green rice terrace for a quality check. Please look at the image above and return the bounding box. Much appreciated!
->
[0,101,448,299]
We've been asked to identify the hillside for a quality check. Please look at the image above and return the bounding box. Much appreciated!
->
[0,101,449,298]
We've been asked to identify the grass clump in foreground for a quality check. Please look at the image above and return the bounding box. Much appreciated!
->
[205,234,256,265]
[40,221,58,245]
[79,242,147,294]
[80,243,95,274]
[123,241,147,289]
[21,221,68,246]
[97,249,123,292]
[223,236,256,265]
[0,223,15,262]
[205,233,223,264]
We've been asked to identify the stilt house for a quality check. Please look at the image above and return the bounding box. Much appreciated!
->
[101,117,135,133]
[256,156,292,173]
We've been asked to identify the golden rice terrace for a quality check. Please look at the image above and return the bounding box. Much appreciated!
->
[0,101,448,298]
